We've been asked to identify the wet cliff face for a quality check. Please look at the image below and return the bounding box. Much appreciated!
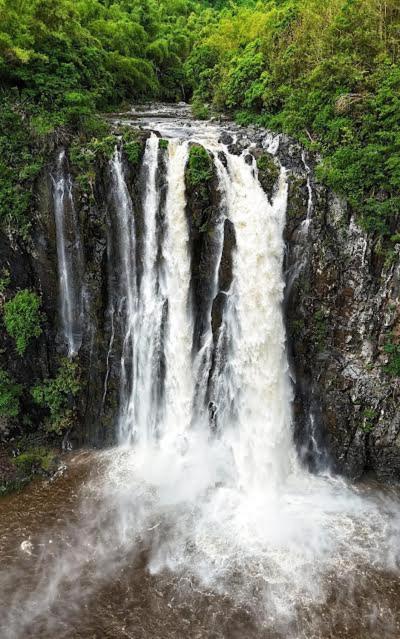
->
[275,138,400,483]
[0,130,151,471]
[0,118,399,486]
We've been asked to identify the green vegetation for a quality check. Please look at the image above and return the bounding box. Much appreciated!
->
[0,0,200,117]
[69,127,145,197]
[192,99,211,120]
[0,100,46,238]
[256,153,280,198]
[159,138,169,150]
[13,447,56,475]
[3,290,42,355]
[186,145,214,188]
[0,369,21,418]
[361,408,377,433]
[0,0,399,242]
[384,338,400,377]
[186,0,400,239]
[32,358,80,434]
[122,129,144,166]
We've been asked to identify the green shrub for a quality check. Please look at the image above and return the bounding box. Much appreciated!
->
[361,408,377,433]
[0,370,22,418]
[122,129,144,166]
[13,447,56,474]
[257,154,280,197]
[384,339,400,377]
[123,141,142,165]
[32,358,80,434]
[159,139,169,150]
[3,290,42,355]
[186,145,213,188]
[191,100,210,121]
[0,101,45,239]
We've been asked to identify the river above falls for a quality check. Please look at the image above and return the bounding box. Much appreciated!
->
[1,108,400,639]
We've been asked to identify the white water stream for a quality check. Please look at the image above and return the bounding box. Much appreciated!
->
[52,150,84,355]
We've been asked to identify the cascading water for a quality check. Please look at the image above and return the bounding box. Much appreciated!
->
[107,144,138,441]
[110,135,193,445]
[2,113,400,639]
[117,133,165,443]
[216,153,294,491]
[52,149,84,356]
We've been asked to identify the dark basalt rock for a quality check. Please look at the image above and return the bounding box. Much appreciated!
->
[217,151,228,168]
[219,132,233,146]
[280,136,400,482]
[218,219,236,293]
[227,143,242,156]
[184,144,223,352]
[211,291,227,340]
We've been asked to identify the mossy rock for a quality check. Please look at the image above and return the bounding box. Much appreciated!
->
[13,446,58,475]
[287,176,309,220]
[256,153,280,201]
[186,145,213,189]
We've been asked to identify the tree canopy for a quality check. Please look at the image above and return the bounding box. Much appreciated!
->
[0,0,399,239]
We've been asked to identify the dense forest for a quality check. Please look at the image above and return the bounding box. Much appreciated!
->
[0,0,399,239]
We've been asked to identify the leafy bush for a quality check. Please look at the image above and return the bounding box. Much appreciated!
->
[123,141,142,166]
[0,100,45,238]
[384,340,400,377]
[3,290,42,355]
[186,145,213,188]
[32,358,80,433]
[257,153,280,197]
[122,129,145,166]
[191,99,210,120]
[0,369,22,418]
[13,447,56,474]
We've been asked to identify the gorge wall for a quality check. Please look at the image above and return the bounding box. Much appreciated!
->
[0,118,399,489]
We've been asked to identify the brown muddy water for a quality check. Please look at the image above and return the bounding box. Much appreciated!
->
[0,450,399,639]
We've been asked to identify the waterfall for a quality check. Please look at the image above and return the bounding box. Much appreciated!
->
[107,143,139,442]
[160,140,193,441]
[123,133,164,443]
[109,136,193,445]
[208,151,294,491]
[107,130,295,483]
[8,120,397,639]
[52,149,84,356]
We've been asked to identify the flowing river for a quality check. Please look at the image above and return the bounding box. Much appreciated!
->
[0,108,399,639]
